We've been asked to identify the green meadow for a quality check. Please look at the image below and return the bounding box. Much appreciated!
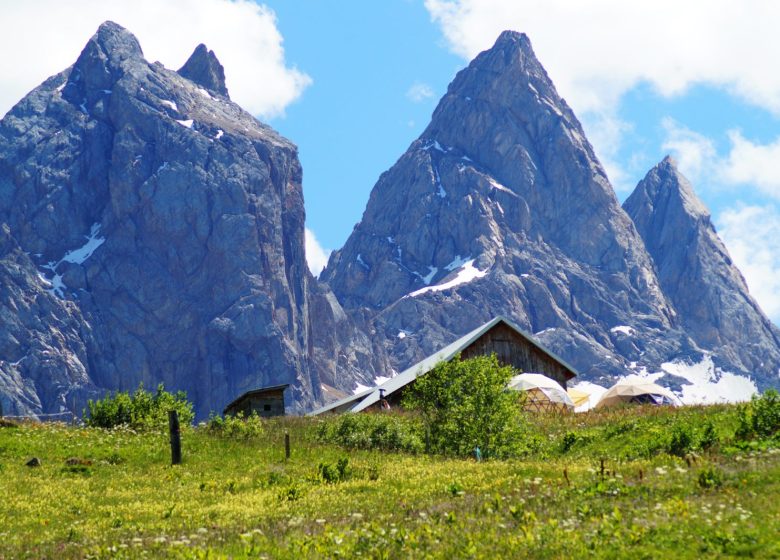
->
[1,401,779,559]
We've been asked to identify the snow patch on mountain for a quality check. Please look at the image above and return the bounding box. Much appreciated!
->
[408,259,487,297]
[661,355,757,404]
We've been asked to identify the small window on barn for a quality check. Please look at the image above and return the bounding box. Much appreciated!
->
[263,404,271,412]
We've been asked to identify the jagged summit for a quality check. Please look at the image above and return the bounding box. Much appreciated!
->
[627,156,710,222]
[322,31,680,381]
[62,21,143,105]
[91,20,144,58]
[624,158,780,376]
[0,22,319,418]
[178,43,229,98]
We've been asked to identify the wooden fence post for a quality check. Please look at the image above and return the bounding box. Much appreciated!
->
[284,431,291,460]
[169,410,182,465]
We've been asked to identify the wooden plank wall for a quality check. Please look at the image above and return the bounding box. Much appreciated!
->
[460,323,572,388]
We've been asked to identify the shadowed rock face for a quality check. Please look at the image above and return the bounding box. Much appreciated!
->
[321,31,780,390]
[624,157,780,378]
[0,21,319,418]
[178,44,229,98]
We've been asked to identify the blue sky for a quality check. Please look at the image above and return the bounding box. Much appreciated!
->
[262,1,780,323]
[2,0,780,322]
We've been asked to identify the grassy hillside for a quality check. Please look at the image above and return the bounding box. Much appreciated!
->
[1,403,779,559]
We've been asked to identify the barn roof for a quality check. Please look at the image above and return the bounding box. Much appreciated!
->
[223,384,289,415]
[309,316,578,415]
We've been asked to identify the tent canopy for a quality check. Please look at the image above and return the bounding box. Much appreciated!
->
[567,388,590,408]
[595,378,681,409]
[508,373,574,412]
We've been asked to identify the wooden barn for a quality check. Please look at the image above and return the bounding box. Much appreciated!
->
[310,316,578,415]
[223,384,289,418]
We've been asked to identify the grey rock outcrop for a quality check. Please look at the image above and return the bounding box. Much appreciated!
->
[0,22,319,418]
[178,44,229,98]
[321,31,689,384]
[322,30,780,391]
[624,157,780,382]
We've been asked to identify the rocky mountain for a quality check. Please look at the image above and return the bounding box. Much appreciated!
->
[0,22,372,418]
[321,31,780,394]
[2,24,777,418]
[623,157,780,381]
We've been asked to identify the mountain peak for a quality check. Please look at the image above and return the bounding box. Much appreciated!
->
[494,30,532,48]
[91,20,144,60]
[178,43,229,98]
[632,156,709,220]
[64,21,143,101]
[624,160,780,370]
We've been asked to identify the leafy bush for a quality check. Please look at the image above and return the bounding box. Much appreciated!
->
[560,431,579,453]
[402,354,526,459]
[700,421,719,450]
[668,424,695,457]
[734,389,780,440]
[206,411,264,439]
[318,457,351,484]
[317,412,425,454]
[84,383,194,430]
[751,389,780,437]
[697,466,724,489]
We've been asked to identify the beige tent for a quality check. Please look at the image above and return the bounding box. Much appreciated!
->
[594,378,681,409]
[567,388,590,408]
[568,382,608,412]
[508,373,574,413]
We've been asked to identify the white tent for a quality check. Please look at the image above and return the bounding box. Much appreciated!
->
[508,373,574,412]
[594,378,682,409]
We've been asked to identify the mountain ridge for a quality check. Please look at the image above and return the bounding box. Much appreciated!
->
[320,30,779,396]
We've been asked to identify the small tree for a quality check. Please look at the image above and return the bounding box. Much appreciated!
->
[402,354,525,458]
[85,383,194,430]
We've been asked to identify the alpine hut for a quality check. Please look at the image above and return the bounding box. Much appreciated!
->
[310,316,578,415]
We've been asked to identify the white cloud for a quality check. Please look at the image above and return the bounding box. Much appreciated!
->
[661,117,717,182]
[0,0,311,119]
[720,132,780,198]
[406,82,435,103]
[718,205,780,322]
[425,0,780,116]
[579,112,634,192]
[305,228,331,277]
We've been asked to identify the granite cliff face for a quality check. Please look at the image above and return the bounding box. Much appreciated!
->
[623,157,780,381]
[2,25,778,417]
[321,31,780,392]
[0,22,326,418]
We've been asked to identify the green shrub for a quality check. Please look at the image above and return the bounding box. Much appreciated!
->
[700,421,719,450]
[734,389,780,441]
[697,466,724,489]
[84,383,194,430]
[668,424,695,457]
[751,389,780,437]
[318,457,351,484]
[560,431,579,453]
[402,354,526,459]
[317,412,425,454]
[206,411,264,439]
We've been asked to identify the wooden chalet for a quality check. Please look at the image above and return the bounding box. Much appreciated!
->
[223,384,289,418]
[310,316,578,415]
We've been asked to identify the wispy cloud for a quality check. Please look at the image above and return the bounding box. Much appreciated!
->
[718,205,780,322]
[660,118,717,183]
[425,0,780,116]
[305,228,331,277]
[406,82,435,103]
[720,132,780,199]
[0,0,311,119]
